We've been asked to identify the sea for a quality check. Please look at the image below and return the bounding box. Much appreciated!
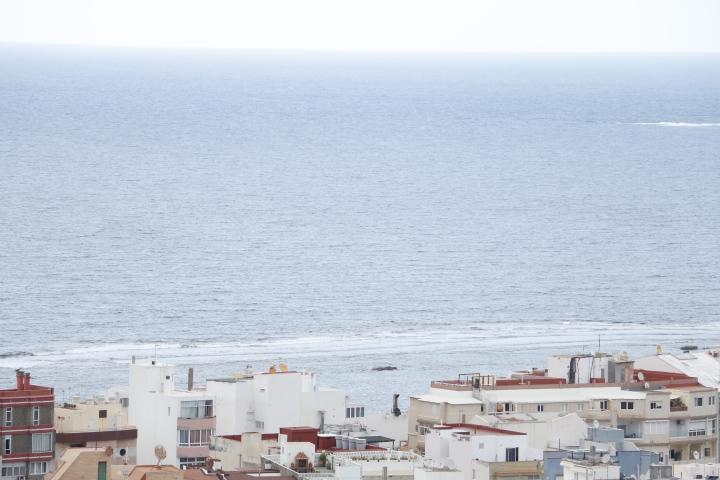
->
[1,46,719,411]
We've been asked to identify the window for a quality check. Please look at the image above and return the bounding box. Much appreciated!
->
[705,448,711,458]
[712,419,717,434]
[709,396,716,406]
[599,400,609,411]
[178,429,213,447]
[536,404,544,412]
[694,397,704,407]
[120,397,129,408]
[650,401,662,410]
[32,432,53,452]
[99,409,108,419]
[180,457,206,468]
[3,436,11,455]
[29,462,48,475]
[505,447,519,462]
[503,402,514,413]
[644,420,669,435]
[576,403,584,411]
[688,420,706,437]
[32,405,40,425]
[417,425,431,435]
[180,400,213,419]
[560,404,567,412]
[620,401,634,410]
[255,421,264,429]
[347,406,364,418]
[3,407,11,426]
[1,465,26,477]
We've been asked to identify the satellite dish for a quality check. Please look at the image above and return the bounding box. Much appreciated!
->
[154,445,167,467]
[593,420,600,429]
[693,451,700,460]
[638,372,645,382]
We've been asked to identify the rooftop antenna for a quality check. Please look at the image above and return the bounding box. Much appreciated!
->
[598,335,601,354]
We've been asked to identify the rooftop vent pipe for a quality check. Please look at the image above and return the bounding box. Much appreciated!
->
[392,394,401,417]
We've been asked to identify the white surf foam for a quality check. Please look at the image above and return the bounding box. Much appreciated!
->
[632,122,720,127]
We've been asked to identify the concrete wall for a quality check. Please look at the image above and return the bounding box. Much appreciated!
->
[49,449,114,480]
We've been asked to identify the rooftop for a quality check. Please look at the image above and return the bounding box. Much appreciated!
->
[431,423,526,436]
[480,386,651,403]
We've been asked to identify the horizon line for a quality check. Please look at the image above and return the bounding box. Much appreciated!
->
[2,40,720,55]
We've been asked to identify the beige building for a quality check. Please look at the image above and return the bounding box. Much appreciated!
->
[46,447,121,480]
[54,396,137,465]
[46,447,185,480]
[209,433,279,470]
[408,382,485,450]
[409,374,717,462]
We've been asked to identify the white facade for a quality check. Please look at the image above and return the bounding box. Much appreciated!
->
[548,355,609,384]
[206,369,347,435]
[128,360,215,467]
[364,412,409,447]
[424,426,541,480]
[472,413,587,450]
[561,460,620,480]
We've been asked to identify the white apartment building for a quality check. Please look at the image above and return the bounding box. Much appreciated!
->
[128,360,216,469]
[206,364,348,435]
[472,412,588,450]
[128,360,356,468]
[424,424,542,480]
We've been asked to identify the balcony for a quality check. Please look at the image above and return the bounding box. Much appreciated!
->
[430,381,472,391]
[56,426,137,444]
[582,409,611,420]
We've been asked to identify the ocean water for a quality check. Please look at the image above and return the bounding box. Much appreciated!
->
[1,47,719,411]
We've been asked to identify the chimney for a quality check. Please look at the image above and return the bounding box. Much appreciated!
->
[188,368,194,391]
[24,372,31,389]
[16,370,24,390]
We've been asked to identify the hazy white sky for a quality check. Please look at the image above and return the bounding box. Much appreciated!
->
[2,0,719,52]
